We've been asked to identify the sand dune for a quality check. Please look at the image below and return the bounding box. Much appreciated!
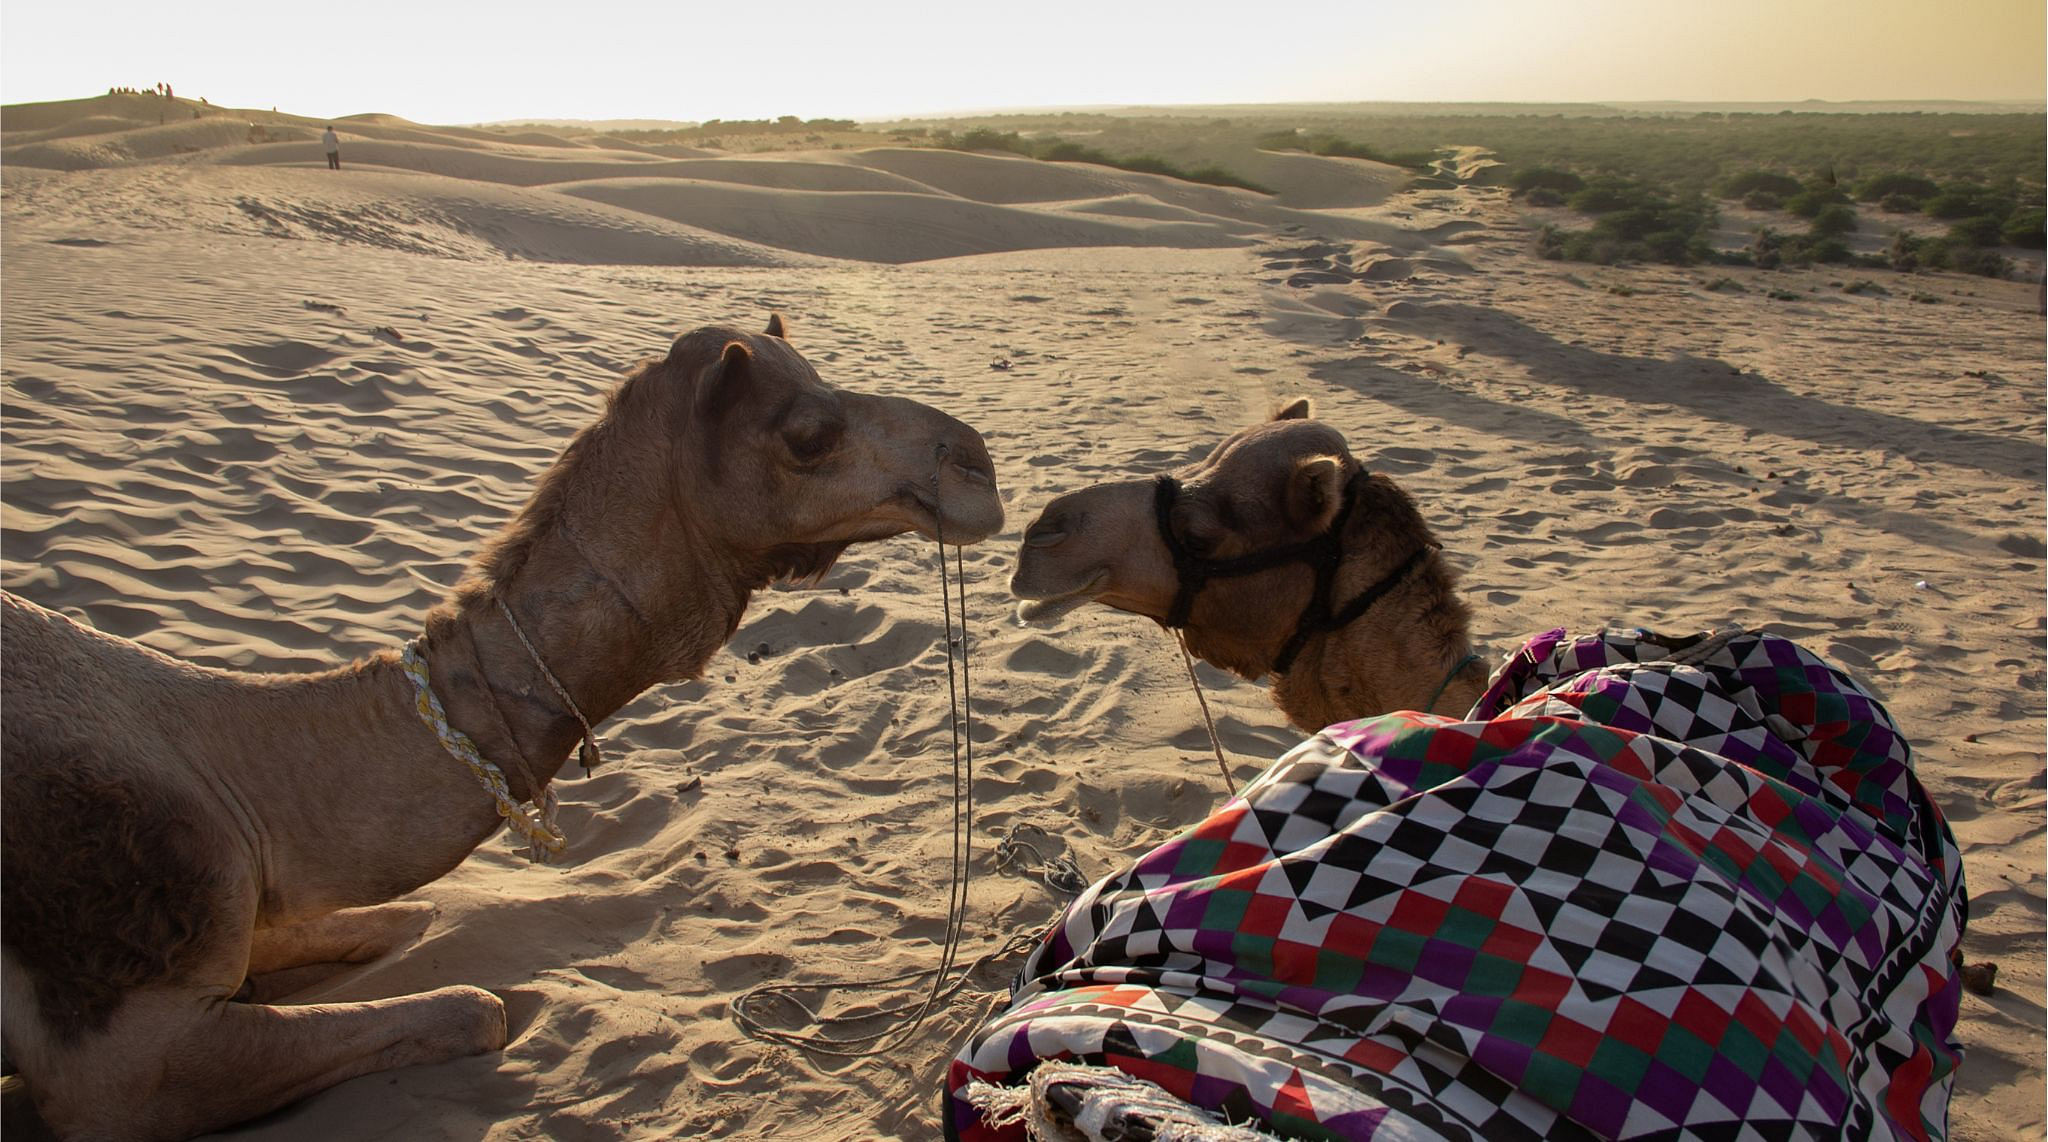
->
[1,93,2041,1142]
[551,177,1248,262]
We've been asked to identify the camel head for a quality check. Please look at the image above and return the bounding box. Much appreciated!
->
[1012,398,1453,687]
[649,315,1003,580]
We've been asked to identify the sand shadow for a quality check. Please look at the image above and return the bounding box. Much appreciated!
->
[1307,353,2020,558]
[1384,302,2042,482]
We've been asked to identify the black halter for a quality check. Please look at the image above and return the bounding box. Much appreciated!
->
[1153,469,1433,676]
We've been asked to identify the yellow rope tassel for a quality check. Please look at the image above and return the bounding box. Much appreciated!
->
[400,641,567,859]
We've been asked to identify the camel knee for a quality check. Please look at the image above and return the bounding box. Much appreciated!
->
[400,985,507,1058]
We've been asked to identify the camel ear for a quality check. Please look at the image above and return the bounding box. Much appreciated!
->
[1273,397,1313,421]
[697,340,752,420]
[1283,455,1346,532]
[765,313,788,340]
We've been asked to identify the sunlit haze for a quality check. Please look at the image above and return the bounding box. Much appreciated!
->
[2,0,2043,123]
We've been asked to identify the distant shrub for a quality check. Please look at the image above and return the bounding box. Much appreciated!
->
[1924,185,2013,221]
[1257,130,1435,171]
[1525,187,1567,207]
[1742,190,1783,210]
[1568,177,1637,213]
[1947,245,2011,277]
[1756,227,1850,268]
[1842,279,1889,296]
[1810,203,1859,238]
[1878,192,1923,213]
[1716,170,1802,199]
[1947,215,2005,247]
[1785,183,1851,219]
[1888,230,1924,271]
[1703,276,1747,292]
[1512,166,1586,195]
[1543,182,1715,266]
[2000,208,2045,246]
[1766,287,1800,301]
[1854,172,1938,202]
[955,128,1031,154]
[1895,230,2011,277]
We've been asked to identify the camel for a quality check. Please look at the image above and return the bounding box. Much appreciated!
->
[1010,398,1486,734]
[0,316,1004,1141]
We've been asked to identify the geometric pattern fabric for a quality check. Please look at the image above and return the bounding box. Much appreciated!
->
[947,628,1966,1141]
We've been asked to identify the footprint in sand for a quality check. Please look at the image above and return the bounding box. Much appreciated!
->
[1004,637,1088,676]
[1645,507,1723,529]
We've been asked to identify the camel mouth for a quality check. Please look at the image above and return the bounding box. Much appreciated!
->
[1012,571,1107,626]
[902,478,1002,546]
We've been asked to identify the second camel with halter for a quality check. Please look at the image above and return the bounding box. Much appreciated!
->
[1011,398,1488,734]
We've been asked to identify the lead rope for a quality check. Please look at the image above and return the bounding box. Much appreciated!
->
[1175,631,1239,798]
[731,447,1033,1058]
[494,596,605,775]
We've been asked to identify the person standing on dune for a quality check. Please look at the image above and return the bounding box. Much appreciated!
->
[323,125,341,170]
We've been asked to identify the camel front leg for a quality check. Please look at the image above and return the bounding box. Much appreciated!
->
[27,987,506,1142]
[247,901,437,975]
[240,902,439,1003]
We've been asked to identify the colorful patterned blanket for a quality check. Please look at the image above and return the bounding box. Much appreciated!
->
[947,628,1966,1141]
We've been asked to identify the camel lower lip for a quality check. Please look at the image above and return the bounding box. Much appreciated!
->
[1012,573,1106,625]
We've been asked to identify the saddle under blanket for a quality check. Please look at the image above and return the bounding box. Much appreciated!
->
[947,628,1966,1141]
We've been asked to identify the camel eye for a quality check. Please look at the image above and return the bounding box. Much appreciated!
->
[1024,518,1069,548]
[782,417,842,466]
[1181,520,1226,557]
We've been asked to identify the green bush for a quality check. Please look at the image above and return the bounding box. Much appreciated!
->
[1948,215,2005,247]
[1756,227,1851,268]
[1512,166,1586,195]
[1854,173,1938,202]
[1888,230,1924,271]
[1810,204,1859,238]
[1525,187,1567,207]
[955,128,1031,154]
[1568,177,1637,213]
[1742,189,1783,210]
[1878,192,1923,213]
[1924,185,2013,221]
[1258,130,1434,171]
[1716,170,1802,199]
[1786,184,1851,219]
[2001,208,2045,246]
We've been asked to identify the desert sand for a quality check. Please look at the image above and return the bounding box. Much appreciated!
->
[2,95,2042,1140]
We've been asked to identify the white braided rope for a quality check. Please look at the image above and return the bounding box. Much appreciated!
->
[400,641,566,859]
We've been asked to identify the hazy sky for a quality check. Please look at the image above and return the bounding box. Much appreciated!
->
[2,0,2041,123]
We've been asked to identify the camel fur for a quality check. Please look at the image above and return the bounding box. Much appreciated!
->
[0,316,1003,1140]
[1010,399,1485,733]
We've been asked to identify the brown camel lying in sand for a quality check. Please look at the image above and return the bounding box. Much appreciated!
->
[0,316,1003,1141]
[1011,398,1486,733]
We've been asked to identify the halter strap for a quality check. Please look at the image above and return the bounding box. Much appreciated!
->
[1152,468,1434,676]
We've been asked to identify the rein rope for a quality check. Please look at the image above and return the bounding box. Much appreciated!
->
[1175,631,1238,797]
[731,444,1034,1058]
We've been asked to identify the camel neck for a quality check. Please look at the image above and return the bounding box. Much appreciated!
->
[421,477,761,808]
[1261,550,1484,732]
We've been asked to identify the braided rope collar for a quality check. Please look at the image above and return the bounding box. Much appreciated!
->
[400,640,567,859]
